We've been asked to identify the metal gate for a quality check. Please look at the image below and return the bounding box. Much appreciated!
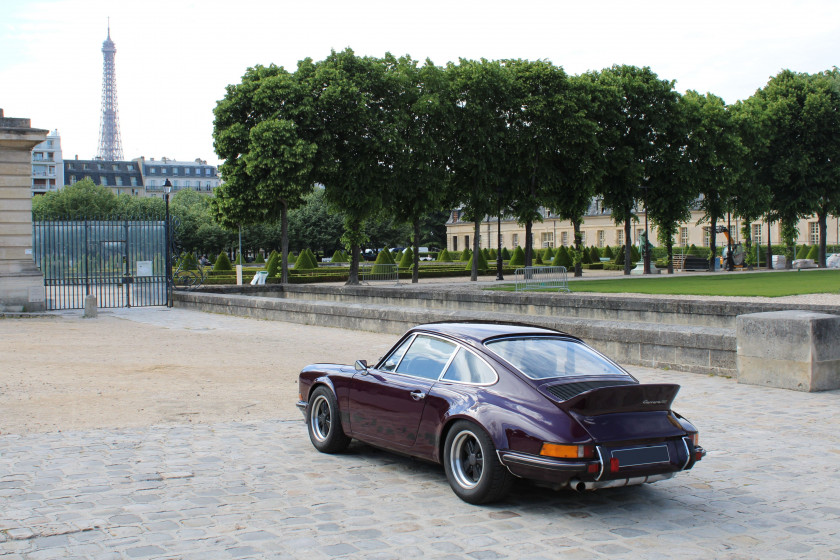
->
[32,219,168,310]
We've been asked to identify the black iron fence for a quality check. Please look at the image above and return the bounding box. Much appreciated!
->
[32,219,168,310]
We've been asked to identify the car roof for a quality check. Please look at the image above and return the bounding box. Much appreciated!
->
[412,322,580,345]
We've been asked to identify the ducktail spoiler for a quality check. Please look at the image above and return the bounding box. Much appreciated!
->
[557,383,681,416]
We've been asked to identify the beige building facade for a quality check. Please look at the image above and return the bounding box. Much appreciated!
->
[446,205,840,254]
[0,109,47,311]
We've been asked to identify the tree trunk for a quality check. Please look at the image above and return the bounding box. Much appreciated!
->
[573,218,583,278]
[708,216,717,272]
[818,208,828,268]
[666,235,674,274]
[623,212,632,275]
[767,220,773,270]
[525,220,533,268]
[347,243,360,285]
[280,199,289,284]
[471,220,480,281]
[412,218,420,283]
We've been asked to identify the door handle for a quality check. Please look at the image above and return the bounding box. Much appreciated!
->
[410,390,426,401]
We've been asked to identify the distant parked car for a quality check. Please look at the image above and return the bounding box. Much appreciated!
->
[298,322,705,504]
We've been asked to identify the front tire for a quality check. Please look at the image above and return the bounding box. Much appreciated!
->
[306,386,351,453]
[443,420,513,504]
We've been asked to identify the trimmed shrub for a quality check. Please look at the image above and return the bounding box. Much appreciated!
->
[535,251,543,265]
[266,253,281,278]
[509,246,526,267]
[589,246,600,263]
[255,252,265,264]
[543,246,555,260]
[482,248,491,261]
[631,244,641,262]
[552,246,572,268]
[687,244,699,256]
[501,247,511,260]
[179,252,198,270]
[294,250,316,270]
[603,245,614,259]
[796,245,809,259]
[437,248,452,261]
[213,252,232,271]
[235,253,244,265]
[399,247,414,268]
[613,245,625,264]
[581,246,592,264]
[330,250,346,263]
[465,248,489,271]
[806,245,819,260]
[372,249,395,273]
[460,248,472,261]
[488,248,497,260]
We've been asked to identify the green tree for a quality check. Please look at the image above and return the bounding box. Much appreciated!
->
[287,187,345,254]
[681,91,744,271]
[213,63,315,284]
[305,50,392,285]
[589,65,681,274]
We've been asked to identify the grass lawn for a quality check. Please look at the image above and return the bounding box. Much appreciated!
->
[491,269,840,297]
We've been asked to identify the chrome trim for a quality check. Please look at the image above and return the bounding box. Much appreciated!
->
[497,451,589,472]
[680,437,692,470]
[595,445,606,481]
[610,444,671,468]
[572,472,676,490]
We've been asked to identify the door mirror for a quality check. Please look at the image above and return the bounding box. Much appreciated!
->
[354,359,368,372]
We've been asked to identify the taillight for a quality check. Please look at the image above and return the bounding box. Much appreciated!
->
[540,443,595,459]
[688,432,699,447]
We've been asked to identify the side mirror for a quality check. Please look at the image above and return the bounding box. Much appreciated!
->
[354,359,368,372]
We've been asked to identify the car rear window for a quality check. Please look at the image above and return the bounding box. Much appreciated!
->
[485,336,628,379]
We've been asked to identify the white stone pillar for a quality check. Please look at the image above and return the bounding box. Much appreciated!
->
[0,109,48,312]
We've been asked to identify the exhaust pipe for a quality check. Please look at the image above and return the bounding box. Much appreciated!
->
[569,472,675,491]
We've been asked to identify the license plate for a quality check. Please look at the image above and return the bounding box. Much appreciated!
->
[611,445,670,467]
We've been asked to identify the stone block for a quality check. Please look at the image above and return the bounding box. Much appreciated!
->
[737,311,840,391]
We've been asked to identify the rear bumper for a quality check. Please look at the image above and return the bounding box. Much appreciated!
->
[296,400,307,418]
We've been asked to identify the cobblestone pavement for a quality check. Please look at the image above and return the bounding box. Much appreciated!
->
[2,321,840,559]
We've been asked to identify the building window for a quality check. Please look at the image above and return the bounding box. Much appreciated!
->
[597,230,605,248]
[185,168,191,175]
[561,231,568,246]
[150,167,156,174]
[680,227,689,247]
[541,232,554,248]
[809,222,819,245]
[452,236,458,252]
[616,230,624,246]
[703,227,711,247]
[206,168,212,176]
[465,235,470,250]
[752,223,762,242]
[580,231,587,245]
[116,176,123,186]
[101,176,108,186]
[512,234,519,247]
[172,167,179,175]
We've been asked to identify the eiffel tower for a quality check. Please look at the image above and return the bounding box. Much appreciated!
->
[97,21,123,160]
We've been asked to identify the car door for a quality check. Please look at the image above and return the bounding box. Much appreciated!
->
[348,334,457,449]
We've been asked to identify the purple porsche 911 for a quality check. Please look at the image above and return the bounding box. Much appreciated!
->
[297,322,705,504]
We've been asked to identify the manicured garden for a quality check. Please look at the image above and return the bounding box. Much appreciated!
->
[491,269,840,297]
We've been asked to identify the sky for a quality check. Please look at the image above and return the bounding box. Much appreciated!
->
[1,0,838,167]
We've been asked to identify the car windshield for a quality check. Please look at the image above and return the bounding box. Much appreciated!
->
[484,336,628,380]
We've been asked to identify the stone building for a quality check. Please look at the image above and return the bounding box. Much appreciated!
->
[63,157,145,197]
[30,130,63,195]
[134,156,220,198]
[446,200,840,254]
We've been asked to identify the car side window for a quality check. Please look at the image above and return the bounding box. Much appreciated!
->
[395,335,457,380]
[380,335,413,372]
[442,348,497,384]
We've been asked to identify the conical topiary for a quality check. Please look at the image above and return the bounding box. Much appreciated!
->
[613,245,625,264]
[488,248,497,260]
[372,249,395,273]
[631,244,641,262]
[796,245,809,259]
[806,245,819,260]
[330,249,346,263]
[543,246,555,260]
[460,247,472,261]
[179,252,198,270]
[465,248,489,272]
[294,250,315,270]
[687,244,699,256]
[266,253,281,278]
[501,247,511,260]
[603,245,614,259]
[399,247,414,269]
[306,248,319,267]
[581,246,592,264]
[535,250,543,265]
[437,248,452,261]
[553,246,572,268]
[589,246,601,263]
[213,251,232,271]
[509,246,526,267]
[255,252,265,264]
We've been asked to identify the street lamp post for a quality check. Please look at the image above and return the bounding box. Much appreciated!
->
[641,185,650,275]
[163,179,172,307]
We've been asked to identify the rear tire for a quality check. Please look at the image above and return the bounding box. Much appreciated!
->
[443,420,513,504]
[306,386,351,453]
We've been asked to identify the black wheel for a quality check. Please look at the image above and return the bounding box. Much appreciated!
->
[443,420,513,504]
[306,386,351,453]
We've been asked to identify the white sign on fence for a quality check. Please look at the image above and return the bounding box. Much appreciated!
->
[136,261,153,277]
